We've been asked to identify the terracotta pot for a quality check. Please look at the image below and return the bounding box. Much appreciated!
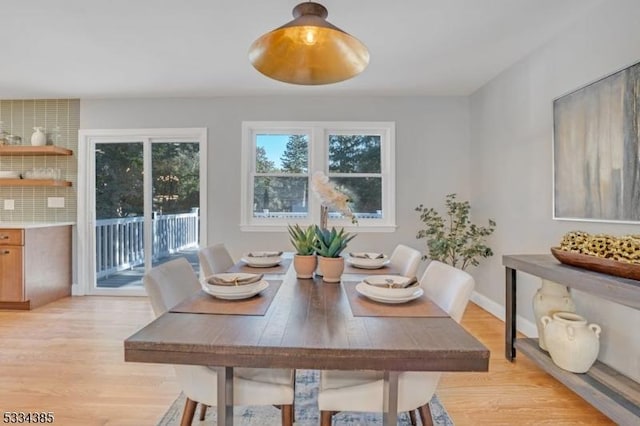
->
[293,254,317,279]
[532,279,576,350]
[318,256,344,283]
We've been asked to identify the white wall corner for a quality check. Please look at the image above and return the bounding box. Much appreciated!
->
[470,291,537,338]
[71,282,84,296]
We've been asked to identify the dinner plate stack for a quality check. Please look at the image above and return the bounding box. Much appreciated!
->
[241,251,283,267]
[346,252,389,269]
[202,272,269,300]
[355,275,423,304]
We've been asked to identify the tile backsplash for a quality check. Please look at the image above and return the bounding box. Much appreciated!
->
[0,99,79,222]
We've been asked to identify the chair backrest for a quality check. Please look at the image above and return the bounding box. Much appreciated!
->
[198,243,235,277]
[419,260,475,323]
[143,257,201,317]
[389,244,422,277]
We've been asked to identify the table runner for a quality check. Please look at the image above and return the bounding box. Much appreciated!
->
[169,280,282,316]
[342,281,449,318]
[226,258,292,274]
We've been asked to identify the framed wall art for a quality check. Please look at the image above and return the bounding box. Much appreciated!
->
[553,60,640,223]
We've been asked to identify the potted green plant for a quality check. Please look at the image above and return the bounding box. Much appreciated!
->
[314,226,356,282]
[288,224,317,279]
[415,193,496,270]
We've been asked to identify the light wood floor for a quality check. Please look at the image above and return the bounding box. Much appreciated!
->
[0,297,614,426]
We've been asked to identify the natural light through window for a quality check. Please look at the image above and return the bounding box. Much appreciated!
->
[241,122,395,232]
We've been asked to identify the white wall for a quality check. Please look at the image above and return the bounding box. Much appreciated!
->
[81,96,471,267]
[470,0,640,381]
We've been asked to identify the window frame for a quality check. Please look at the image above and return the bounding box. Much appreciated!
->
[240,121,396,232]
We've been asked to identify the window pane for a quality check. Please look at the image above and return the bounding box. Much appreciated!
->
[331,177,382,219]
[256,134,308,173]
[328,135,381,173]
[253,176,309,218]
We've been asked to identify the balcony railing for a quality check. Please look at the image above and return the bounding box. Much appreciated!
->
[95,210,199,279]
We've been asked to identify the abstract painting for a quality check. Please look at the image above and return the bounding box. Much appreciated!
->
[554,60,640,222]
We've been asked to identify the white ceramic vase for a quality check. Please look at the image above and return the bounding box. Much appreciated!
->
[31,127,46,146]
[541,312,601,373]
[532,279,576,350]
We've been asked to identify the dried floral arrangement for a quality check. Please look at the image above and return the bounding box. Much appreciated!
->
[558,231,640,264]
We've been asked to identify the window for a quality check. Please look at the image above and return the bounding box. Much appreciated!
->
[241,122,395,232]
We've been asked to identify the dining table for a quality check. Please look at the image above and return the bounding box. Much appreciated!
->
[124,254,490,425]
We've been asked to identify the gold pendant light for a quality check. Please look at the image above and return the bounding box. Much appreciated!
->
[249,2,369,85]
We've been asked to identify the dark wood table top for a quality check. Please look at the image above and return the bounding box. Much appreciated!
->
[125,266,489,372]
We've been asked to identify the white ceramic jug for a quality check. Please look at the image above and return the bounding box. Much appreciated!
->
[533,279,576,350]
[31,127,46,146]
[541,312,601,373]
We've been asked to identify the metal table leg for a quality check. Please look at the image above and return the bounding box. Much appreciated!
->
[382,371,400,426]
[505,267,517,361]
[216,366,234,426]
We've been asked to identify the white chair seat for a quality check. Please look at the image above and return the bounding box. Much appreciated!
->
[235,367,294,386]
[319,371,440,413]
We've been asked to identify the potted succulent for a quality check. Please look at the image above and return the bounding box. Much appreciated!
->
[288,224,317,279]
[314,225,356,282]
[415,193,496,270]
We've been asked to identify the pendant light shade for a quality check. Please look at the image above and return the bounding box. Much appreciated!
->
[249,2,369,85]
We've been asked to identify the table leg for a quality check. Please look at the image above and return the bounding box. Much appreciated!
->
[505,267,517,361]
[382,371,400,426]
[216,366,234,426]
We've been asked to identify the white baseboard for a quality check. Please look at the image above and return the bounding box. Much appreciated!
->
[470,291,537,338]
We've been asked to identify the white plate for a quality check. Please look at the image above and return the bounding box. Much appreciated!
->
[202,280,269,300]
[356,282,423,304]
[346,258,390,269]
[241,254,282,267]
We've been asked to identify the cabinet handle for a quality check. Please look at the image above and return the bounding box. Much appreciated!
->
[1,250,9,255]
[0,235,8,240]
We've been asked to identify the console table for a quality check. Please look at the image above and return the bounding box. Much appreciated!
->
[503,254,640,425]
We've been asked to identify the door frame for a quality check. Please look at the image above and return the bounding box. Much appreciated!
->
[77,128,208,296]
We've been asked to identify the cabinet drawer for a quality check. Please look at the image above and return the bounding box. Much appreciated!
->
[0,229,24,246]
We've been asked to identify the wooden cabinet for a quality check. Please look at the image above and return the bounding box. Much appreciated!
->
[0,226,72,310]
[0,145,73,187]
[503,254,640,425]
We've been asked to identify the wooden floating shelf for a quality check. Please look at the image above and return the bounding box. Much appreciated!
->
[0,145,73,156]
[0,179,72,187]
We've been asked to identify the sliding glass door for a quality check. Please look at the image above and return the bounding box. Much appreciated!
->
[78,129,207,296]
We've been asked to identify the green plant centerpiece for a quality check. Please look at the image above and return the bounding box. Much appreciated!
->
[415,193,496,270]
[314,226,356,282]
[288,224,318,279]
[288,224,316,255]
[314,226,356,258]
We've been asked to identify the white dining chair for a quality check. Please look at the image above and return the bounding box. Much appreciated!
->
[389,244,422,277]
[317,260,475,426]
[198,243,235,277]
[144,257,295,426]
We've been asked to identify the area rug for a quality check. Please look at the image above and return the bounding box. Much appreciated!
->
[158,370,453,425]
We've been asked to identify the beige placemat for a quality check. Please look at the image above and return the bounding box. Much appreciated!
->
[169,280,283,316]
[343,263,400,275]
[227,258,292,274]
[342,281,449,318]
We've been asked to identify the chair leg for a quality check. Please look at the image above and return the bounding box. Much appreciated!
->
[199,404,208,421]
[281,404,294,426]
[408,409,417,425]
[320,410,333,426]
[418,403,434,426]
[180,398,197,426]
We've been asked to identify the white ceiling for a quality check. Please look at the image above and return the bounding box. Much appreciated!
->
[0,0,602,99]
